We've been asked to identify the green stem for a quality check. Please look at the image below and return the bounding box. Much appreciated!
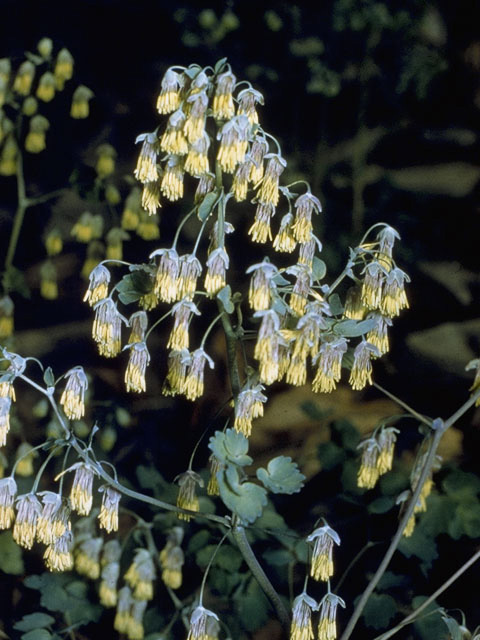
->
[339,388,480,640]
[328,257,357,296]
[32,445,60,493]
[200,312,224,350]
[5,152,28,271]
[28,188,65,207]
[218,303,241,397]
[373,548,480,640]
[145,308,174,341]
[373,382,432,428]
[232,523,290,629]
[333,540,378,594]
[11,440,52,477]
[58,445,72,494]
[198,530,230,604]
[172,207,197,250]
[19,373,230,526]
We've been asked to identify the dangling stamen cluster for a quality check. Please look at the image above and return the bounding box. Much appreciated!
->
[60,366,88,420]
[159,527,185,589]
[307,522,341,582]
[176,470,204,520]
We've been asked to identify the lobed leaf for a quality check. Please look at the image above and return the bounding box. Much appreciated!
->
[208,429,252,467]
[217,465,267,524]
[256,456,305,494]
[14,614,55,632]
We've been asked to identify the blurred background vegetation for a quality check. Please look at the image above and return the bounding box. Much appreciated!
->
[0,1,480,639]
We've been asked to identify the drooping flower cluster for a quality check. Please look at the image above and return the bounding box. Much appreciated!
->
[357,426,399,490]
[159,526,185,589]
[290,523,345,640]
[245,223,409,439]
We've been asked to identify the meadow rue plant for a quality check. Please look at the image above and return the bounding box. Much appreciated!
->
[0,51,479,640]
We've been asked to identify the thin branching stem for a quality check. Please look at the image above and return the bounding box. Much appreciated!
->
[373,382,432,427]
[340,388,480,640]
[19,373,230,526]
[232,523,291,629]
[373,547,480,640]
[5,150,27,271]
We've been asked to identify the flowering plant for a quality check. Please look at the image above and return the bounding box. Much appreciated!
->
[0,46,479,640]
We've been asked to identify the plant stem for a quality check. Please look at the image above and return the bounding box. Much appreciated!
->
[339,388,480,640]
[19,374,230,526]
[373,382,432,427]
[198,530,230,604]
[5,152,28,271]
[373,547,480,640]
[232,523,291,629]
[218,303,241,398]
[328,259,356,296]
[334,540,378,593]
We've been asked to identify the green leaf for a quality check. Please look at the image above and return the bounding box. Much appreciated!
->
[214,57,228,73]
[317,441,345,470]
[39,585,70,612]
[237,578,271,632]
[300,400,331,421]
[197,191,218,221]
[136,465,164,491]
[208,429,252,467]
[379,470,409,496]
[252,506,288,540]
[442,469,480,500]
[43,367,55,388]
[456,502,480,537]
[420,494,456,537]
[328,293,344,315]
[399,529,438,572]
[217,465,267,524]
[262,549,292,566]
[272,272,290,286]
[187,530,211,554]
[23,573,101,622]
[294,539,309,562]
[2,265,30,298]
[196,544,243,572]
[312,257,326,281]
[445,505,466,539]
[0,531,25,574]
[256,456,305,494]
[341,458,363,495]
[333,419,361,451]
[412,596,445,640]
[208,567,241,596]
[377,571,408,591]
[14,614,56,632]
[184,64,202,79]
[65,580,87,598]
[368,496,395,514]
[441,614,463,640]
[333,317,376,337]
[361,593,397,630]
[117,269,153,304]
[217,285,234,313]
[20,631,52,640]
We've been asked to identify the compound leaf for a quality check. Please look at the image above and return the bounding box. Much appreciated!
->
[256,456,305,494]
[217,285,234,314]
[197,191,218,221]
[0,531,25,575]
[14,614,55,632]
[208,429,252,467]
[217,465,267,524]
[362,593,397,630]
